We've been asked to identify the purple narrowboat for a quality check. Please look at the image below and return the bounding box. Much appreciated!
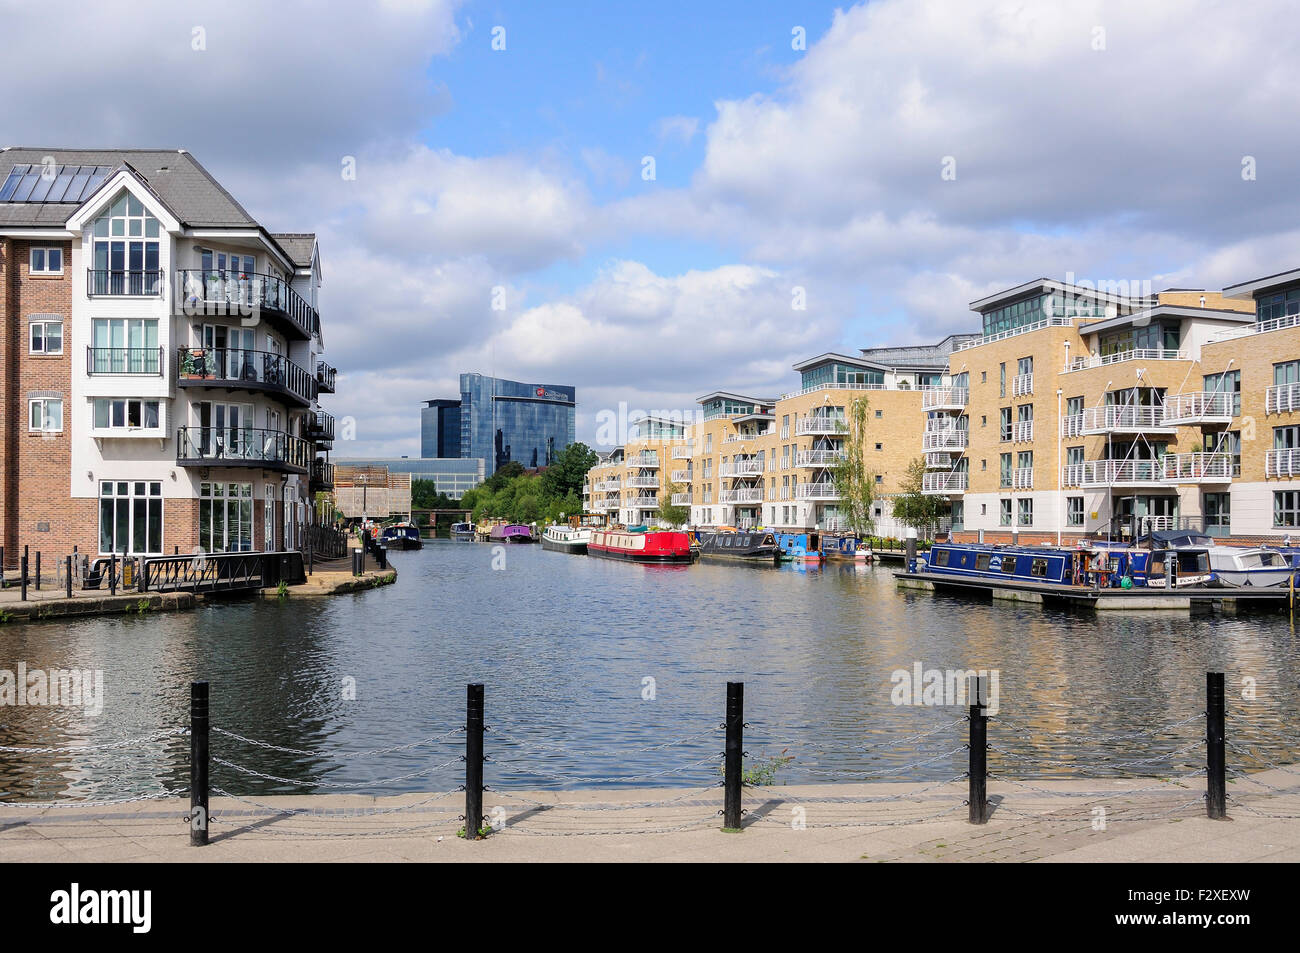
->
[489,523,534,543]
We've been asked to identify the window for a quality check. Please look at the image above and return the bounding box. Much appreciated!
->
[1000,555,1018,574]
[1000,407,1012,442]
[999,363,1006,398]
[1067,497,1084,527]
[981,371,987,383]
[29,398,62,432]
[1204,369,1241,416]
[1275,426,1300,450]
[29,319,63,354]
[90,193,161,295]
[98,481,163,554]
[933,549,950,567]
[1017,498,1034,526]
[1258,289,1300,324]
[874,410,882,419]
[999,499,1012,526]
[1000,453,1012,488]
[1275,361,1300,386]
[1067,446,1084,466]
[1274,491,1300,528]
[93,398,161,431]
[30,246,63,274]
[200,482,254,552]
[975,553,991,571]
[874,442,882,451]
[1030,558,1049,578]
[91,318,160,373]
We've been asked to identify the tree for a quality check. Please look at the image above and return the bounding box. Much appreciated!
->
[658,480,689,528]
[411,479,454,510]
[891,457,949,538]
[483,461,525,494]
[540,442,598,500]
[831,395,876,535]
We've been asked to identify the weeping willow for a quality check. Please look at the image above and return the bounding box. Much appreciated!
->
[831,395,876,535]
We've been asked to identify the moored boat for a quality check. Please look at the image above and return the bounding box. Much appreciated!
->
[450,521,476,541]
[1208,546,1294,587]
[821,533,864,561]
[588,527,694,563]
[920,538,1214,589]
[379,521,423,550]
[698,530,780,565]
[489,523,534,544]
[541,523,591,554]
[774,531,821,562]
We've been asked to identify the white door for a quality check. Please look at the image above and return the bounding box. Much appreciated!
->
[263,485,275,551]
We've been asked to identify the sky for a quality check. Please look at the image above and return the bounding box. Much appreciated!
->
[5,0,1300,456]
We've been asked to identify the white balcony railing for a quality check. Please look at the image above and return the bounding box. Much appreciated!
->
[1163,392,1234,425]
[720,460,764,477]
[921,471,968,494]
[671,492,691,505]
[721,488,763,503]
[1067,348,1187,372]
[629,454,659,467]
[795,415,846,435]
[1060,414,1085,438]
[671,446,692,459]
[1013,467,1034,489]
[1267,382,1300,415]
[795,482,839,500]
[1012,373,1033,397]
[922,428,968,452]
[626,476,659,489]
[670,469,691,482]
[954,316,1074,352]
[1080,405,1172,434]
[1266,448,1300,478]
[1061,464,1083,487]
[1076,459,1165,486]
[796,449,847,467]
[922,386,968,410]
[924,451,957,469]
[1161,452,1233,483]
[1210,313,1300,344]
[1012,420,1034,442]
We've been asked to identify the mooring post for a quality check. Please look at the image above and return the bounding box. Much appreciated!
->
[65,555,72,599]
[190,681,210,846]
[139,556,148,593]
[724,681,744,830]
[34,551,40,591]
[968,677,989,824]
[1206,671,1227,819]
[465,683,485,839]
[20,552,28,601]
[109,554,117,595]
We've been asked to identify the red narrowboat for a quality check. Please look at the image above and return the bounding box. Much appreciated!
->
[588,527,695,564]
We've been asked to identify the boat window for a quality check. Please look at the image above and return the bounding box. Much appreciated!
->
[1000,556,1017,574]
[1030,558,1049,577]
[975,553,991,571]
[933,549,950,567]
[1180,552,1210,573]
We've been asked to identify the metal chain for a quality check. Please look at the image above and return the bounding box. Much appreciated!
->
[0,788,184,809]
[793,745,968,780]
[486,753,723,785]
[753,715,969,755]
[486,783,723,811]
[1226,742,1300,775]
[747,800,967,828]
[743,772,968,805]
[496,815,721,836]
[210,786,463,817]
[0,726,187,755]
[212,755,462,789]
[995,796,1206,822]
[988,770,1206,798]
[1226,767,1300,794]
[211,725,464,759]
[486,726,720,756]
[992,712,1202,745]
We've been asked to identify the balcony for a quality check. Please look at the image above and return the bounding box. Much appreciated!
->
[1012,374,1033,397]
[671,492,691,506]
[1060,414,1085,438]
[1161,452,1233,484]
[316,361,337,394]
[626,475,659,489]
[86,269,164,298]
[176,427,311,473]
[310,459,335,491]
[720,460,764,477]
[925,451,957,469]
[670,469,691,482]
[598,479,621,491]
[724,431,768,444]
[795,415,846,436]
[302,411,335,443]
[671,446,693,459]
[629,454,660,468]
[176,270,317,341]
[721,488,763,503]
[1012,420,1034,442]
[1267,382,1300,415]
[922,427,968,452]
[1266,448,1300,478]
[632,493,659,505]
[922,386,968,411]
[1074,459,1166,488]
[1080,405,1174,435]
[795,482,839,500]
[922,471,967,495]
[796,449,846,468]
[1067,348,1187,372]
[1013,467,1034,489]
[1162,392,1234,426]
[177,347,316,407]
[86,346,163,376]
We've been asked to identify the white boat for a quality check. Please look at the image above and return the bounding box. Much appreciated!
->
[541,524,591,554]
[1208,546,1295,587]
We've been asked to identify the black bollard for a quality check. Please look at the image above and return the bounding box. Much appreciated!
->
[20,553,28,601]
[34,551,40,591]
[465,683,484,839]
[65,555,72,599]
[190,681,210,846]
[724,681,744,830]
[109,555,117,595]
[968,682,989,824]
[1206,671,1227,820]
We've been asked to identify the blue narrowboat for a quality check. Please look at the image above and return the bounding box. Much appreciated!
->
[820,534,862,560]
[921,541,1214,589]
[774,531,821,562]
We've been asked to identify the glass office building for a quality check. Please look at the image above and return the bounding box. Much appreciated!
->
[421,399,462,458]
[459,373,576,475]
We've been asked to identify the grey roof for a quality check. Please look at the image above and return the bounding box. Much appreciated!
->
[271,233,316,269]
[0,147,256,228]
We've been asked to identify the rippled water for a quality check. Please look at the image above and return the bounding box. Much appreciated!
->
[1,541,1298,799]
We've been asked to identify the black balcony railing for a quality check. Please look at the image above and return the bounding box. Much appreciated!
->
[315,360,337,393]
[176,426,312,472]
[86,346,163,375]
[310,459,335,490]
[87,269,165,297]
[302,411,335,442]
[176,347,316,405]
[175,270,317,339]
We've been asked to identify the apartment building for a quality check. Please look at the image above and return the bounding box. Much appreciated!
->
[0,148,336,559]
[579,416,691,526]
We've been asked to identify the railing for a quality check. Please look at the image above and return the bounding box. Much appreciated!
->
[922,428,968,451]
[1209,312,1300,343]
[1266,448,1300,478]
[954,316,1074,351]
[305,523,348,559]
[1061,464,1083,487]
[1012,373,1033,397]
[143,552,269,593]
[86,346,163,375]
[922,386,968,410]
[1067,348,1186,371]
[795,415,846,435]
[1060,413,1084,438]
[1266,382,1300,415]
[670,469,692,482]
[177,347,316,404]
[921,471,967,494]
[720,460,764,477]
[1163,391,1234,424]
[632,494,659,505]
[598,479,621,491]
[1080,405,1169,433]
[796,449,846,467]
[671,493,691,505]
[302,411,335,442]
[626,476,659,489]
[87,269,164,297]
[1076,459,1164,485]
[310,459,335,489]
[723,432,768,443]
[1013,467,1034,489]
[721,488,763,503]
[176,426,312,472]
[316,361,337,393]
[1161,452,1233,482]
[1012,420,1034,442]
[629,454,660,467]
[671,446,692,459]
[176,270,316,339]
[795,482,838,500]
[924,451,957,468]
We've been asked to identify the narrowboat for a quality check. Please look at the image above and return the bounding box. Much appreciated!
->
[541,523,591,554]
[450,521,476,541]
[774,531,821,563]
[698,531,781,565]
[489,523,534,544]
[921,540,1214,589]
[588,527,694,564]
[1208,546,1294,587]
[379,521,423,550]
[821,534,865,561]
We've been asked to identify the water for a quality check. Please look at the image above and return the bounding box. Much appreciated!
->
[1,542,1298,799]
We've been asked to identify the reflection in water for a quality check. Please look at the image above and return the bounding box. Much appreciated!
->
[1,542,1297,798]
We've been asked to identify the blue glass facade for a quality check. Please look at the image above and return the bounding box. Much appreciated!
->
[459,373,576,475]
[421,399,462,458]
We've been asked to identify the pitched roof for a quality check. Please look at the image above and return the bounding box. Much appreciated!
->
[0,147,257,228]
[271,232,316,269]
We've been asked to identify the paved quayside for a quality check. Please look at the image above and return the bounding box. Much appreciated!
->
[2,769,1296,862]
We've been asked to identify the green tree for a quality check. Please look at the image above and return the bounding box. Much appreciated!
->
[541,442,598,499]
[657,480,689,528]
[891,457,949,537]
[483,461,526,494]
[411,479,454,510]
[831,395,876,535]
